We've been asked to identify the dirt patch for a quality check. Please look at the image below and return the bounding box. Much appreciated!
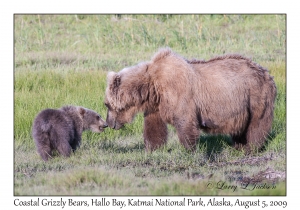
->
[208,153,279,167]
[241,167,286,184]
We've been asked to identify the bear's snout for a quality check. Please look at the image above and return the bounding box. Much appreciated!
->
[107,120,123,130]
[102,123,108,128]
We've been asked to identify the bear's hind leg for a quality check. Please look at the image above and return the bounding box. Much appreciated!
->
[232,117,272,153]
[243,79,276,153]
[56,141,72,158]
[143,112,168,152]
[34,132,52,161]
[175,121,200,151]
[37,143,52,161]
[244,117,271,153]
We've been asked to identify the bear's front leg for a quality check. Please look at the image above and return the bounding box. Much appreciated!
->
[143,112,168,152]
[70,132,81,152]
[175,121,200,151]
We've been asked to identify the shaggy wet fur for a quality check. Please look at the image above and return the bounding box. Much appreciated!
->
[105,48,276,153]
[32,105,107,161]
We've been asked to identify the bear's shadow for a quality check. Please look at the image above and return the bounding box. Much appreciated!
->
[97,132,275,155]
[197,134,233,157]
[97,138,145,153]
[197,131,277,156]
[98,135,233,156]
[258,130,278,152]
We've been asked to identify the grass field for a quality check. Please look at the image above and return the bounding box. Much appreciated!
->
[14,14,286,195]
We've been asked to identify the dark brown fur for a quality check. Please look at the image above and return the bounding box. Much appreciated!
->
[105,48,276,153]
[32,105,107,161]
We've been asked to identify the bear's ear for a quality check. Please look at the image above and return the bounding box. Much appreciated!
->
[107,71,121,94]
[78,107,86,116]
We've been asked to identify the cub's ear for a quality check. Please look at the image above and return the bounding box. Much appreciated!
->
[77,107,86,116]
[107,71,121,93]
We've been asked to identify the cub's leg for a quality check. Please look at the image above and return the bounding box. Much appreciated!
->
[55,132,72,157]
[34,132,52,161]
[37,140,52,161]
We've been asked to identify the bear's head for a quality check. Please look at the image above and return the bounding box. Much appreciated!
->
[78,107,108,132]
[104,63,151,130]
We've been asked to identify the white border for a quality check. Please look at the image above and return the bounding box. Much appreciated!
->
[3,0,298,208]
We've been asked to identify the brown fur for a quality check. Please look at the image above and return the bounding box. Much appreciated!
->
[105,48,276,153]
[32,105,107,161]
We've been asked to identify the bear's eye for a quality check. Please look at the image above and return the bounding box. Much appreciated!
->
[96,115,100,120]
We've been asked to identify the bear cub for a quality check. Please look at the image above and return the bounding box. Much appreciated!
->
[32,105,107,161]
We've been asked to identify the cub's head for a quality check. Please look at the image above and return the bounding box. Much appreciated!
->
[105,64,149,130]
[78,107,108,132]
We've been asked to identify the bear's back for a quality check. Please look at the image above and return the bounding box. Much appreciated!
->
[187,55,275,135]
[33,108,75,137]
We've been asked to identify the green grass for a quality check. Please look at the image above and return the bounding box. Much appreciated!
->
[14,14,286,195]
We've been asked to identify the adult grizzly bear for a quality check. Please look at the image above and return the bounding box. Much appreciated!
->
[104,48,276,153]
[32,105,108,161]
